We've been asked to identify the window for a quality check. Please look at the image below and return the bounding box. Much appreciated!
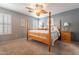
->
[0,13,12,35]
[33,20,39,29]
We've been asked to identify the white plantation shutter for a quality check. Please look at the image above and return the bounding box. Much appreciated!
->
[0,13,12,35]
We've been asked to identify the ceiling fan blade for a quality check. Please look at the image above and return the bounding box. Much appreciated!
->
[41,10,48,14]
[28,10,33,12]
[25,7,34,10]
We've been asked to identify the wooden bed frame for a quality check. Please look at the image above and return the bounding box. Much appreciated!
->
[27,12,58,52]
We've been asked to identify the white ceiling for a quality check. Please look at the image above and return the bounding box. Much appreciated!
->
[0,3,79,18]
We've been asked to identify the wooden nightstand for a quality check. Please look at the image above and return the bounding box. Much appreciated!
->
[61,31,72,43]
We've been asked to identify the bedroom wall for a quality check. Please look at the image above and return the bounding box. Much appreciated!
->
[0,7,28,42]
[39,8,79,42]
[53,8,79,42]
[28,16,38,29]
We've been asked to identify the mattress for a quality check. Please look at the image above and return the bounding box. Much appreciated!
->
[29,30,48,33]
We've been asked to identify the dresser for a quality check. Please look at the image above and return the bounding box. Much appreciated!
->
[61,31,72,43]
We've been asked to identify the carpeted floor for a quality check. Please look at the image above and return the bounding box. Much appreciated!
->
[0,38,79,55]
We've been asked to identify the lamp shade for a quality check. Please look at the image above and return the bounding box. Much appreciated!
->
[63,22,69,27]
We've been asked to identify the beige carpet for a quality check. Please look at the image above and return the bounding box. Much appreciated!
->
[0,38,53,55]
[0,38,79,55]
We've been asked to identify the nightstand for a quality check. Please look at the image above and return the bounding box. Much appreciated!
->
[61,31,72,43]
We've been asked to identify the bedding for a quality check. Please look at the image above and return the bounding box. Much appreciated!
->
[51,30,60,46]
[51,26,60,46]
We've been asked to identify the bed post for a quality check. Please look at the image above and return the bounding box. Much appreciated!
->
[26,18,28,40]
[60,19,61,40]
[48,12,51,52]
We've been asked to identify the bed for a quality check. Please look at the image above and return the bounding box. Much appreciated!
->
[28,26,60,46]
[27,12,61,52]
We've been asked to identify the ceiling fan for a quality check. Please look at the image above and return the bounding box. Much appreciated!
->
[26,3,48,16]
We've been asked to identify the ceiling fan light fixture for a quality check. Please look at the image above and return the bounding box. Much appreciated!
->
[26,3,47,16]
[34,9,40,16]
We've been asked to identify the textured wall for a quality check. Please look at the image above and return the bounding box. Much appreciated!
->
[53,8,79,41]
[28,16,38,29]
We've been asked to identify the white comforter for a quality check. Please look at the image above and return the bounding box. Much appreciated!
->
[51,26,60,46]
[51,31,60,46]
